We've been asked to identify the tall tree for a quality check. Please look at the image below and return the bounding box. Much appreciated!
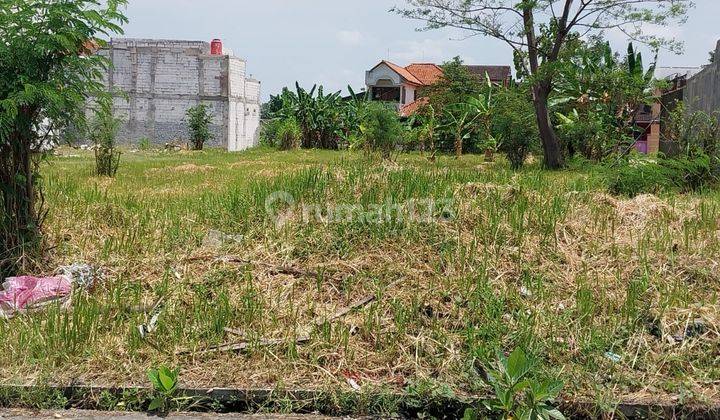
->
[0,0,127,276]
[422,57,483,114]
[394,0,691,169]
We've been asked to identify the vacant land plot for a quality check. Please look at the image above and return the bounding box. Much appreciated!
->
[1,148,718,413]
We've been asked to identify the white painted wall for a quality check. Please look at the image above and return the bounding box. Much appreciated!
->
[226,57,260,152]
[403,85,416,105]
[365,63,419,106]
[366,63,402,87]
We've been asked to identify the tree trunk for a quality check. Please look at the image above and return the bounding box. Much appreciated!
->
[485,148,494,162]
[521,5,565,169]
[1,110,41,277]
[301,128,312,149]
[532,82,564,169]
[454,131,462,159]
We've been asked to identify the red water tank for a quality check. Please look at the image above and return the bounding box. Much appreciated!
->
[210,39,223,55]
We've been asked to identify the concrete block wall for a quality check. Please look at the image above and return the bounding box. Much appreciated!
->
[228,57,246,98]
[96,38,260,150]
[684,41,720,119]
[243,79,262,150]
[225,57,261,151]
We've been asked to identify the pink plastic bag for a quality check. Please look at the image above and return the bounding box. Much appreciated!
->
[0,276,72,313]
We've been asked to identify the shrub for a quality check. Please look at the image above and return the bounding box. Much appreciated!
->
[408,104,439,158]
[147,365,179,412]
[259,119,281,148]
[664,102,720,158]
[464,348,565,420]
[358,102,404,159]
[90,104,122,177]
[554,108,619,161]
[607,154,716,197]
[492,87,539,169]
[186,104,213,150]
[277,117,302,150]
[138,137,151,151]
[0,0,127,277]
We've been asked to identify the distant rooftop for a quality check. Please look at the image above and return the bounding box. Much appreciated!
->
[464,65,512,82]
[654,66,702,81]
[110,38,210,47]
[107,38,246,59]
[370,60,512,87]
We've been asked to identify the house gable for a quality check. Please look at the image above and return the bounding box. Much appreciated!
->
[366,61,423,86]
[365,59,513,116]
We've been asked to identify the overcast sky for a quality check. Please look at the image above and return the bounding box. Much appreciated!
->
[119,0,720,101]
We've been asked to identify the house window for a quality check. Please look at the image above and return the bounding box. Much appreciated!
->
[372,86,401,102]
[401,87,406,104]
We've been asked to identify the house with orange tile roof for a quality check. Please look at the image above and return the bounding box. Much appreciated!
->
[365,60,511,117]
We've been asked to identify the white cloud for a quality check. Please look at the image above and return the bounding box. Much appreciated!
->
[337,30,363,46]
[391,38,476,64]
[312,68,365,95]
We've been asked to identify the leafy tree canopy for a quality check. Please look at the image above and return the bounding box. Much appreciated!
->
[0,0,127,276]
[394,0,693,169]
[422,57,484,114]
[0,0,128,145]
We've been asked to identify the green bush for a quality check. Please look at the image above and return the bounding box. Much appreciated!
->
[138,137,151,151]
[259,119,281,148]
[492,87,539,169]
[464,348,565,420]
[277,117,302,150]
[358,102,403,159]
[186,104,213,150]
[664,101,720,158]
[607,154,716,197]
[90,104,122,177]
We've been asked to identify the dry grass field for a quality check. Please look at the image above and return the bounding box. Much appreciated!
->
[1,147,718,414]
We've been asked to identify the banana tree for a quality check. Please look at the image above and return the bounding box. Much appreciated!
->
[311,85,343,149]
[278,83,344,149]
[441,77,495,159]
[408,103,438,159]
[338,85,369,148]
[441,103,480,159]
[551,41,658,159]
[468,75,497,160]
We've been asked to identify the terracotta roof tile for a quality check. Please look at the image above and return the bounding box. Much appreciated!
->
[405,63,444,85]
[371,61,512,87]
[464,65,512,83]
[400,97,430,117]
[378,60,423,85]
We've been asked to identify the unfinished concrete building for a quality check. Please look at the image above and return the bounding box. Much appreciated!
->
[97,38,260,151]
[685,41,720,119]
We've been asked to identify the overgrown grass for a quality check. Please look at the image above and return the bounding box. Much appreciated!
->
[0,147,718,415]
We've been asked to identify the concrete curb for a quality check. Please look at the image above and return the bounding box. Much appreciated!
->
[1,385,719,419]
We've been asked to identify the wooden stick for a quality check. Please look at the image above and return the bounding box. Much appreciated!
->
[178,294,376,356]
[313,294,376,326]
[177,334,310,356]
[185,255,320,279]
